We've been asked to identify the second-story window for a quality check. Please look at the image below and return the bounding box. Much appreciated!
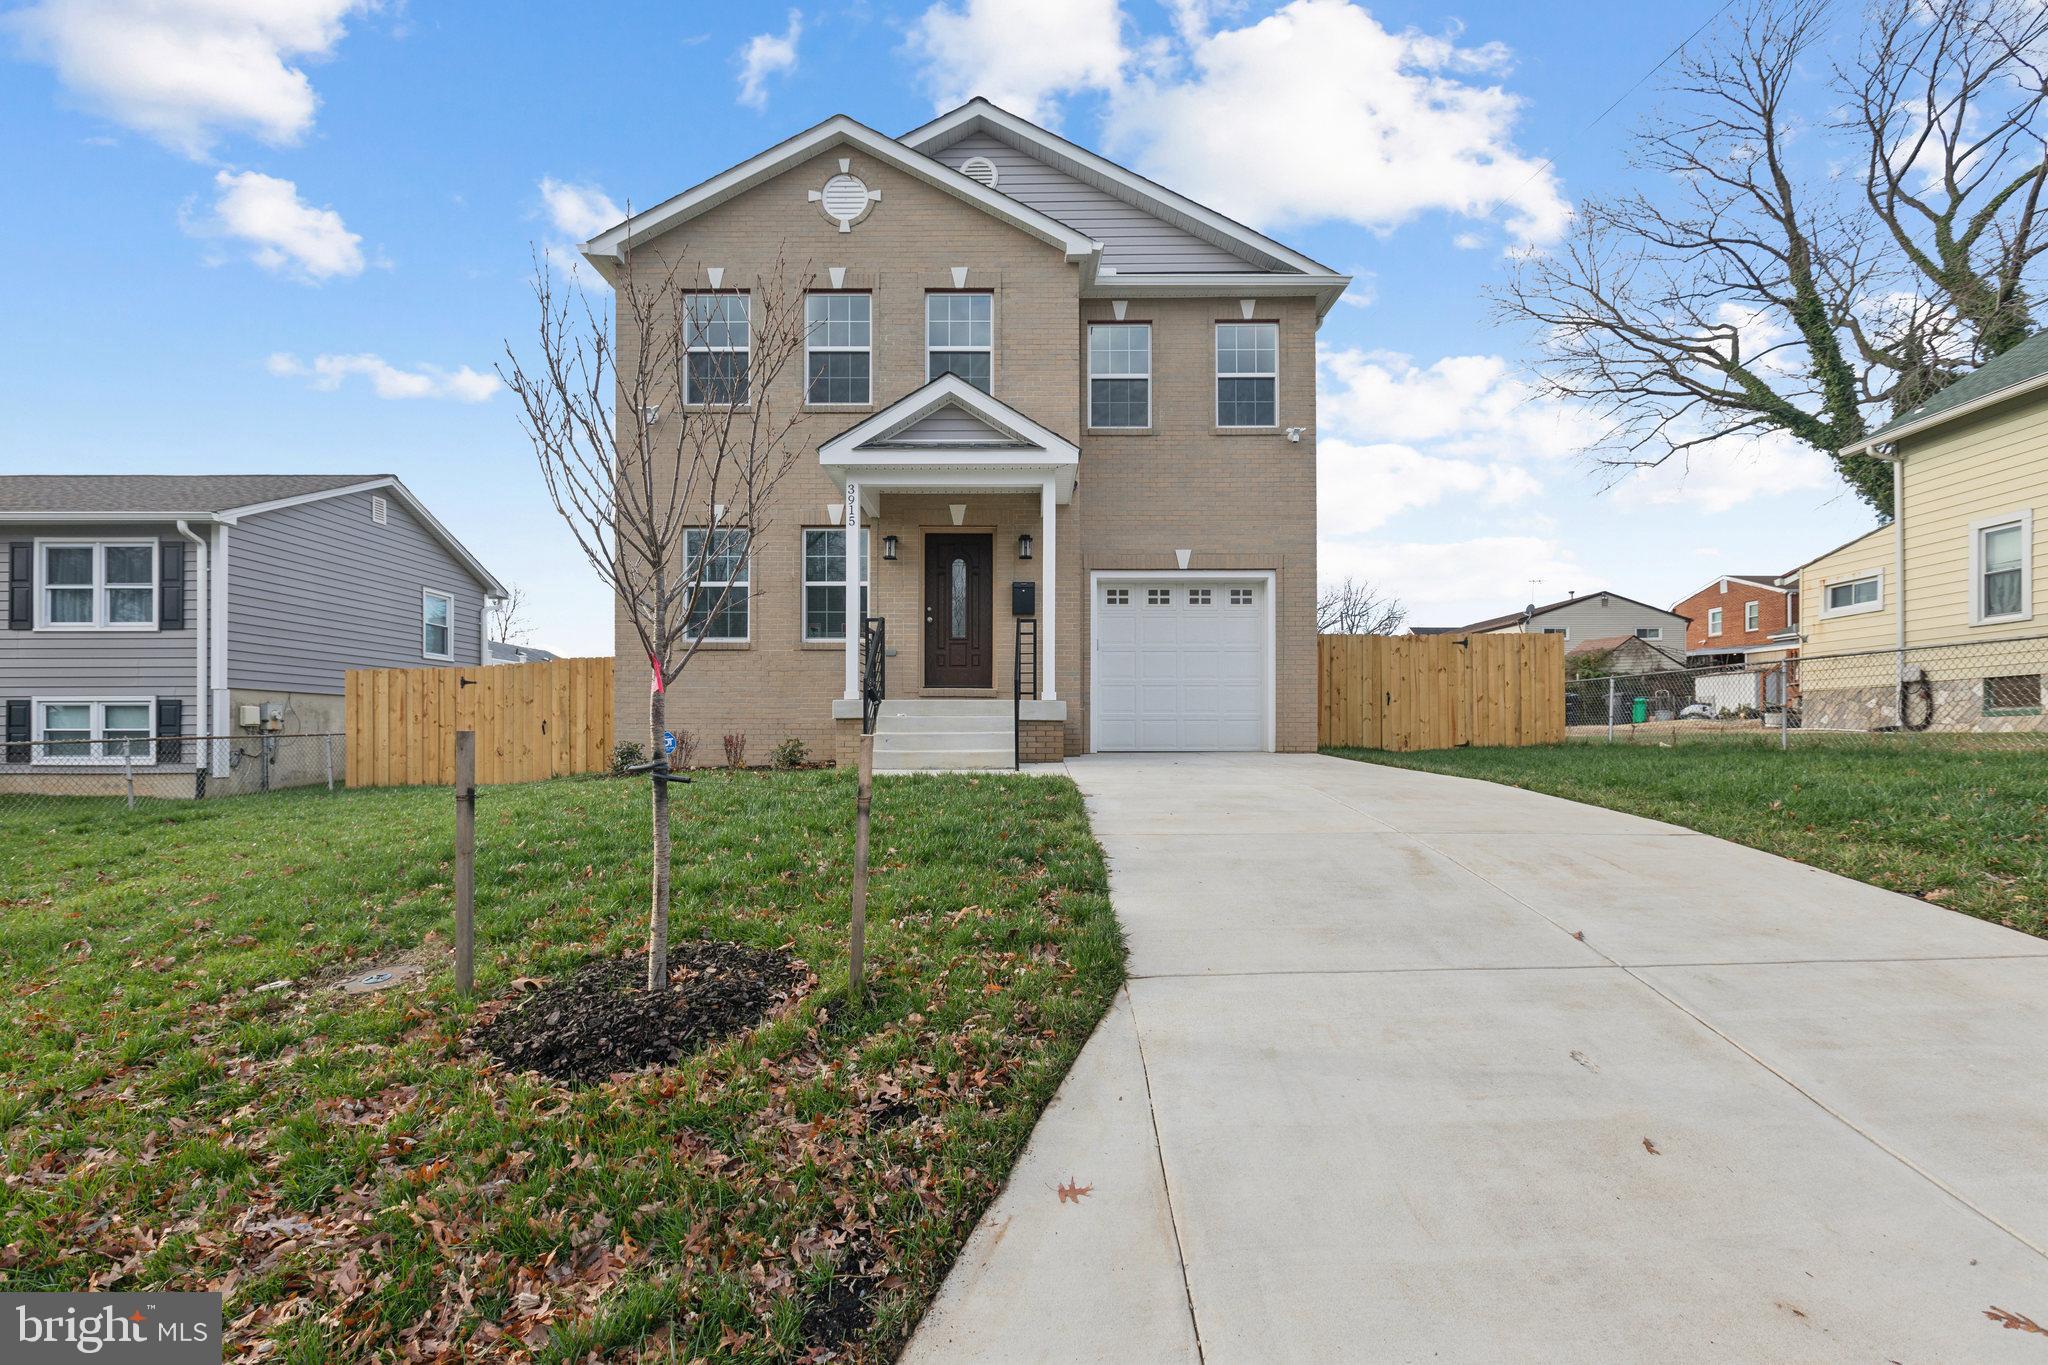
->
[38,541,156,630]
[684,292,749,405]
[1745,601,1760,631]
[1088,323,1151,428]
[1707,607,1723,636]
[927,292,992,392]
[1216,322,1277,427]
[805,293,871,405]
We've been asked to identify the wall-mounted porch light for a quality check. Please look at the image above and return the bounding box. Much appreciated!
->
[1017,532,1034,561]
[882,535,899,561]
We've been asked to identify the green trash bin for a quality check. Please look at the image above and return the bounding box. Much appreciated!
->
[1631,697,1649,724]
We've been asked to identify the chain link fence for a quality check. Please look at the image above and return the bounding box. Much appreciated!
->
[1565,633,2048,747]
[0,732,348,814]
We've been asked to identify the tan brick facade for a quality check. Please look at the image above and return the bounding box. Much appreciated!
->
[610,137,1321,760]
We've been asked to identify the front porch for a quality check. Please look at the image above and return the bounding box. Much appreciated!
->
[817,375,1076,768]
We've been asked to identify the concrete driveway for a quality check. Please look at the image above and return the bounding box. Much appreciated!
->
[905,753,2048,1363]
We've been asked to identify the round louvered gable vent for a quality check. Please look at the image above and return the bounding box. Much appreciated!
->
[959,155,999,189]
[821,173,870,224]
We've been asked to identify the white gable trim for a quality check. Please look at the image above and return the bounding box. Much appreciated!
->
[582,115,1100,277]
[818,374,1080,504]
[903,99,1335,278]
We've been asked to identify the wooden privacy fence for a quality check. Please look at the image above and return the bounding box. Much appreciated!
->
[345,656,614,787]
[1319,633,1565,751]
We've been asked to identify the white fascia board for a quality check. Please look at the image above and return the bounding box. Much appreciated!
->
[1084,270,1353,318]
[0,511,217,523]
[903,99,1337,277]
[581,114,1100,273]
[819,373,1080,463]
[1840,368,2048,455]
[220,475,509,599]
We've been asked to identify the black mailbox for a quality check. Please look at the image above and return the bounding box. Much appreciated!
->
[1011,580,1037,616]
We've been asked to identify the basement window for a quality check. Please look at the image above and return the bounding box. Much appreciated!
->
[1983,674,2043,716]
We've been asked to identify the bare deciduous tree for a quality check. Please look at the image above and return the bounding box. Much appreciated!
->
[501,239,812,989]
[488,582,533,645]
[1317,577,1408,635]
[1497,0,2048,516]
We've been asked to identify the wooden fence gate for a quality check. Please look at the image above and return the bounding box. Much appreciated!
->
[1318,633,1565,752]
[344,656,614,787]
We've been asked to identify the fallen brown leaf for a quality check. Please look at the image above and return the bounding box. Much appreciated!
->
[1986,1306,2047,1336]
[1057,1179,1092,1204]
[1642,1138,1660,1156]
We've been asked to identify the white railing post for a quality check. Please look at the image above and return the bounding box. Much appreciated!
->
[1039,477,1057,701]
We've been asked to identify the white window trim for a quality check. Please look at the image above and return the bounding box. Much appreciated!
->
[684,527,751,643]
[1087,322,1151,430]
[1706,607,1723,636]
[1818,569,1885,619]
[31,696,157,767]
[1215,321,1279,429]
[1636,627,1663,641]
[926,291,994,391]
[421,588,456,661]
[1088,569,1277,754]
[683,291,750,407]
[1968,508,2032,627]
[1744,601,1760,631]
[34,538,157,632]
[801,527,868,642]
[804,292,872,408]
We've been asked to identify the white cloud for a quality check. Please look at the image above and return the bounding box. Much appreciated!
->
[908,0,1127,122]
[1319,347,1600,461]
[1319,438,1538,536]
[737,10,803,111]
[189,170,363,280]
[267,352,500,402]
[1107,0,1570,242]
[6,0,371,157]
[1611,428,1837,514]
[1320,533,1589,626]
[538,177,622,241]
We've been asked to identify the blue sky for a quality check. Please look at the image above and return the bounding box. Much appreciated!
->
[0,0,1883,652]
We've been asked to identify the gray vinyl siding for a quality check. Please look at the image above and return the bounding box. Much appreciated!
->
[1487,597,1690,645]
[0,522,198,761]
[887,408,1010,443]
[935,133,1258,275]
[226,491,486,693]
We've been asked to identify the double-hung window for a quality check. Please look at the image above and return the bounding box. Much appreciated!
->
[927,293,992,391]
[1744,601,1760,631]
[1215,322,1278,427]
[684,293,749,405]
[1972,512,2031,624]
[421,590,454,660]
[685,528,750,641]
[1088,323,1151,428]
[34,699,154,765]
[1706,608,1723,636]
[38,541,156,630]
[802,528,869,640]
[805,293,871,405]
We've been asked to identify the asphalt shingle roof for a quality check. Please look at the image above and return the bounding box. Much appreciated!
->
[1861,330,2048,445]
[0,474,382,515]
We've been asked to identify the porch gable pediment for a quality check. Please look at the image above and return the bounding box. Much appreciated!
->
[817,374,1078,504]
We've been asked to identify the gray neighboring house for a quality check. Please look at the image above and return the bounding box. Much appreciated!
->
[1427,590,1692,650]
[2,475,504,795]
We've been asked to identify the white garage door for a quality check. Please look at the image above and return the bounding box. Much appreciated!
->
[1093,578,1268,751]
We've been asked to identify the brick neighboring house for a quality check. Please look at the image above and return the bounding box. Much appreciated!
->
[579,100,1348,767]
[1672,574,1799,665]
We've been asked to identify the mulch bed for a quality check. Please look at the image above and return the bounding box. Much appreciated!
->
[472,940,809,1083]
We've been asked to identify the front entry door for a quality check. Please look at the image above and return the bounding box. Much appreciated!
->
[924,533,994,688]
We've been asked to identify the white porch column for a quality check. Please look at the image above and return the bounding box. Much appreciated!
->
[843,479,861,701]
[1039,477,1057,700]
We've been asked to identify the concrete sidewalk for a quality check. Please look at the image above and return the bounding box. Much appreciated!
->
[905,753,2048,1363]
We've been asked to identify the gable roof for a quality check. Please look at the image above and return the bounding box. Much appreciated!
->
[0,474,374,515]
[1844,330,2048,455]
[1454,590,1691,634]
[818,373,1080,502]
[0,474,506,597]
[903,98,1335,276]
[581,112,1101,279]
[1782,523,1889,577]
[1674,574,1792,603]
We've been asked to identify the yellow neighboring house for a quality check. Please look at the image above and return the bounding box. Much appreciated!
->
[1790,330,2048,731]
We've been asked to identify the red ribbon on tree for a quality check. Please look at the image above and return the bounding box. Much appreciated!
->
[649,653,665,694]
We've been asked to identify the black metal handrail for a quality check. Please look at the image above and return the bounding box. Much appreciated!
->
[1013,615,1039,769]
[860,616,886,735]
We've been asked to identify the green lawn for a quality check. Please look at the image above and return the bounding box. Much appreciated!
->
[0,770,1124,1361]
[1326,738,2048,939]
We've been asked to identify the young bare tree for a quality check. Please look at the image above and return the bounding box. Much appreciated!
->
[1497,0,2048,517]
[488,582,533,645]
[501,239,811,989]
[1316,577,1408,635]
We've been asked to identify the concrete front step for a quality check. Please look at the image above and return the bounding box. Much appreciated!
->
[875,699,1014,717]
[877,712,1020,734]
[876,730,1013,753]
[874,749,1014,771]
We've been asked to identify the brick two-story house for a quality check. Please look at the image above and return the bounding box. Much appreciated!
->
[581,101,1348,767]
[1672,574,1799,665]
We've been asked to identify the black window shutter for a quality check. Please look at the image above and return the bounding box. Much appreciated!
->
[5,699,28,765]
[156,698,184,765]
[159,541,186,630]
[7,543,29,630]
